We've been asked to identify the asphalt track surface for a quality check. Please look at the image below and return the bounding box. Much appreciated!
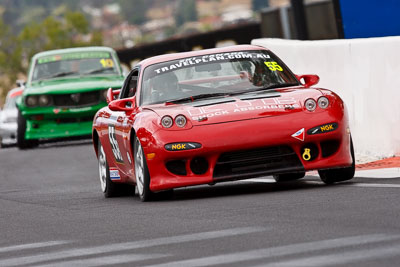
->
[1,140,400,267]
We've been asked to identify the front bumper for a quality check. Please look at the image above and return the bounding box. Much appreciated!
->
[26,119,94,139]
[140,109,352,191]
[22,103,105,140]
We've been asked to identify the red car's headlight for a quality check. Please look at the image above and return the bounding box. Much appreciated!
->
[161,115,189,128]
[175,115,187,128]
[161,116,173,128]
[317,96,329,109]
[304,98,317,111]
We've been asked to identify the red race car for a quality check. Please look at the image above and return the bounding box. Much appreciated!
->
[92,45,354,201]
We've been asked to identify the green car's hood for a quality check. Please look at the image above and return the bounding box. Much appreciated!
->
[25,76,124,95]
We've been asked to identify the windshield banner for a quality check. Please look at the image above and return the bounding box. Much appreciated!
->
[37,52,111,64]
[154,51,271,74]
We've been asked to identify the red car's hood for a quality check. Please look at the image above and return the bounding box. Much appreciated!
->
[146,88,323,126]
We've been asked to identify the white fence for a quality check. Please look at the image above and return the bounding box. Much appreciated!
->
[252,37,400,159]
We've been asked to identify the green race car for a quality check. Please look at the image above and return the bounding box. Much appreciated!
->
[16,47,125,149]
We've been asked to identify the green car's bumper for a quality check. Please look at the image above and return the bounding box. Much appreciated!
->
[25,118,94,140]
[22,103,104,140]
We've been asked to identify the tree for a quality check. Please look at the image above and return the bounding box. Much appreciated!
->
[175,0,198,27]
[18,11,101,65]
[0,17,24,102]
[0,11,102,104]
[65,11,89,35]
[118,0,148,25]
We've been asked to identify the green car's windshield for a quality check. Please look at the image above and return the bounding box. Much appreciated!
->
[31,51,119,82]
[141,50,299,105]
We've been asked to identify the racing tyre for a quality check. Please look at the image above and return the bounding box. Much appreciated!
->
[17,110,38,149]
[134,136,153,202]
[98,141,120,198]
[318,138,355,184]
[273,172,305,182]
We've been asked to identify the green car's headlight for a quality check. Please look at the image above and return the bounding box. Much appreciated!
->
[25,96,38,107]
[38,95,51,106]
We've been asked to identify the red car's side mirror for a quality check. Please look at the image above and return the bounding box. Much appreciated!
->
[106,88,121,104]
[296,74,320,88]
[108,96,136,112]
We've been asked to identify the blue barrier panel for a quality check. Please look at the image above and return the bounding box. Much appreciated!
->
[340,0,400,38]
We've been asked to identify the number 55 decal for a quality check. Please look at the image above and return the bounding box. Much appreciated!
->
[108,125,124,163]
[264,61,283,71]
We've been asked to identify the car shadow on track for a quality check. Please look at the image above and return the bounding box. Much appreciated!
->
[164,177,326,202]
[36,136,93,149]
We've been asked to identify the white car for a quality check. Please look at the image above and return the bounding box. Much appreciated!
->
[0,87,23,147]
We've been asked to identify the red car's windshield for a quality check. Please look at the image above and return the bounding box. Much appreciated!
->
[141,50,299,105]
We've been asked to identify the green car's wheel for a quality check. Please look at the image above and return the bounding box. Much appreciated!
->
[17,110,38,149]
[318,137,355,184]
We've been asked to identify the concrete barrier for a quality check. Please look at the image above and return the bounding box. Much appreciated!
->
[252,37,400,159]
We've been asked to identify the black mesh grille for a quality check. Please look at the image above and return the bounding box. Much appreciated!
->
[321,140,340,158]
[213,146,304,180]
[166,160,187,175]
[53,91,101,107]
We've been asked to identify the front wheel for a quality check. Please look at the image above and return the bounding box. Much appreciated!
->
[134,137,153,201]
[17,110,38,149]
[318,138,355,184]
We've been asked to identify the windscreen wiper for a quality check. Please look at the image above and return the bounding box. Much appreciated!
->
[166,84,298,104]
[229,83,298,94]
[85,67,115,75]
[41,71,79,80]
[262,83,299,89]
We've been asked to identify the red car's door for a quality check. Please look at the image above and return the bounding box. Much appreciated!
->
[110,69,140,180]
[96,108,127,177]
[117,110,137,178]
[107,112,126,166]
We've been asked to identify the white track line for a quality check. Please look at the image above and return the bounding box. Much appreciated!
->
[253,243,400,267]
[304,181,400,188]
[246,178,400,189]
[355,168,400,178]
[141,234,400,267]
[0,227,265,267]
[247,178,275,183]
[35,253,169,267]
[339,183,400,188]
[0,241,71,253]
